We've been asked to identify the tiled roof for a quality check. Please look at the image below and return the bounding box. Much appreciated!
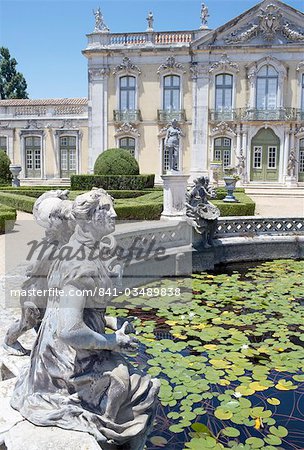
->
[0,98,88,106]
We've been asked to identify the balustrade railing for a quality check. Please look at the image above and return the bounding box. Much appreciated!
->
[113,109,142,123]
[216,217,304,238]
[157,109,186,122]
[209,108,303,122]
[93,31,194,47]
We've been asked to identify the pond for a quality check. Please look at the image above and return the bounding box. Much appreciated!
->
[107,259,304,450]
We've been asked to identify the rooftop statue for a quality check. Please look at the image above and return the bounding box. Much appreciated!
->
[200,3,209,28]
[10,188,160,449]
[93,7,109,33]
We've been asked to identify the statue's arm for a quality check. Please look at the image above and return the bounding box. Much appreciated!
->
[57,285,136,351]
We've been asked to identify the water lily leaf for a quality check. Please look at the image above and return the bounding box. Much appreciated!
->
[275,379,296,390]
[191,423,211,434]
[214,407,233,420]
[267,397,280,405]
[264,434,282,445]
[269,425,288,437]
[149,436,168,447]
[245,437,265,448]
[222,427,240,437]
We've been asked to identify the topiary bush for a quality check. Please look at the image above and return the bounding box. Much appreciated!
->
[94,148,139,176]
[0,150,12,185]
[70,174,154,191]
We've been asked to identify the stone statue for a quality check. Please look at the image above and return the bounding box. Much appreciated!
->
[165,119,184,172]
[200,3,209,28]
[3,190,74,356]
[236,149,246,182]
[186,176,220,248]
[10,188,160,449]
[287,150,298,177]
[146,11,154,31]
[93,7,109,33]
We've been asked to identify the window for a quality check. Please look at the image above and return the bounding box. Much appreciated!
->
[0,136,7,153]
[253,146,262,169]
[267,146,277,169]
[215,74,233,110]
[299,139,304,174]
[60,136,76,177]
[25,136,41,178]
[163,75,180,110]
[119,76,136,110]
[213,137,231,167]
[119,137,135,157]
[162,138,169,173]
[256,65,278,110]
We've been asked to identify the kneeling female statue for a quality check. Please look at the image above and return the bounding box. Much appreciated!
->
[11,188,160,449]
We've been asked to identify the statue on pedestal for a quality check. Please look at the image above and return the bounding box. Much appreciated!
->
[165,119,184,172]
[10,188,160,449]
[236,148,247,183]
[287,150,298,177]
[146,11,154,31]
[93,7,109,33]
[200,3,209,29]
[186,176,220,248]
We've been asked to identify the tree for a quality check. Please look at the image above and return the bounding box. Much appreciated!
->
[0,47,28,99]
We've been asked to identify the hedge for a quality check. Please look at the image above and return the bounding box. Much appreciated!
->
[71,175,155,191]
[0,192,35,213]
[211,193,255,216]
[94,148,139,176]
[0,204,17,233]
[0,188,153,200]
[215,187,245,201]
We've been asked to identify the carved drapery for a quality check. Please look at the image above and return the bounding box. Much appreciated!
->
[113,57,141,75]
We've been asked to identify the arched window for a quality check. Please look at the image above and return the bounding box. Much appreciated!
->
[119,76,136,110]
[119,137,135,157]
[163,75,180,110]
[215,74,233,110]
[256,65,278,110]
[60,136,76,177]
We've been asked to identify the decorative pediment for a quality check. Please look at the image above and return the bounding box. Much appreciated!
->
[24,120,43,130]
[0,122,10,129]
[157,56,186,75]
[114,122,140,138]
[247,56,287,87]
[113,57,141,75]
[209,54,239,74]
[211,122,237,136]
[297,62,304,72]
[225,3,304,44]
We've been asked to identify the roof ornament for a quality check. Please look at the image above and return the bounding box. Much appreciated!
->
[200,3,209,29]
[93,7,110,33]
[146,11,154,32]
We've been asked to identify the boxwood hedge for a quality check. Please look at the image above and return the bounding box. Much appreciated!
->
[70,174,155,191]
[0,204,17,233]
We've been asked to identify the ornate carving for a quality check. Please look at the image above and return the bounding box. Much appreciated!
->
[157,56,186,74]
[158,125,170,138]
[225,4,304,44]
[296,61,304,72]
[209,54,239,73]
[88,67,110,81]
[24,120,43,130]
[0,121,10,129]
[113,57,141,75]
[190,63,209,79]
[93,7,109,33]
[114,122,140,137]
[211,121,237,136]
[59,119,79,129]
[282,23,304,42]
[295,126,304,136]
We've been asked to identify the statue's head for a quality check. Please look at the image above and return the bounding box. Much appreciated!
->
[171,119,178,128]
[72,188,116,237]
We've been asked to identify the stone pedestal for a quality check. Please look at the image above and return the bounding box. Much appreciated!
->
[161,173,189,219]
[285,176,297,187]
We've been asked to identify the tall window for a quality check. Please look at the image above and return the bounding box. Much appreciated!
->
[25,136,41,178]
[163,75,180,110]
[215,74,233,110]
[119,137,135,157]
[60,136,76,178]
[299,139,304,174]
[0,136,7,153]
[119,76,136,110]
[162,138,169,173]
[256,65,278,110]
[213,137,231,167]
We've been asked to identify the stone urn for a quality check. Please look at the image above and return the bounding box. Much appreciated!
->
[210,161,222,187]
[9,164,22,187]
[223,176,238,202]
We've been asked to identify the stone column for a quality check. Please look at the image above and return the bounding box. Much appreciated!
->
[242,128,249,183]
[88,67,109,174]
[161,174,189,219]
[190,65,209,180]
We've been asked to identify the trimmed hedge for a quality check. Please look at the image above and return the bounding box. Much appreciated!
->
[0,192,35,213]
[215,187,245,201]
[70,174,155,191]
[94,148,139,175]
[211,193,255,216]
[0,150,12,185]
[0,204,17,233]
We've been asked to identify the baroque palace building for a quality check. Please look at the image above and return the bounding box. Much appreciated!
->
[0,0,304,185]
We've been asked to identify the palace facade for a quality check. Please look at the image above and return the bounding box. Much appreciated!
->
[1,0,304,186]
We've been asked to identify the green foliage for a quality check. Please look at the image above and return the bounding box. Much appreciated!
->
[212,193,255,216]
[0,203,16,233]
[110,259,304,449]
[0,192,35,212]
[70,174,155,191]
[0,47,28,99]
[0,150,12,185]
[94,148,139,175]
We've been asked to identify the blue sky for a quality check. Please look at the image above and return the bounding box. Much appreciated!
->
[0,0,303,99]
